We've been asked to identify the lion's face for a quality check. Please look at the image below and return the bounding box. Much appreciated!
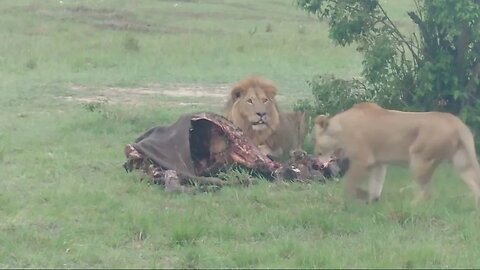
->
[235,88,278,131]
[225,76,280,137]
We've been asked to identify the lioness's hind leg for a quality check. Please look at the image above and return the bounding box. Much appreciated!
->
[368,165,387,202]
[452,148,480,208]
[409,156,438,205]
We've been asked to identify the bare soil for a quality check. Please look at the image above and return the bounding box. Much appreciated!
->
[63,82,285,107]
[64,83,232,107]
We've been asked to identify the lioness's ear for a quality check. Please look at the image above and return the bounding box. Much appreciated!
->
[315,115,329,130]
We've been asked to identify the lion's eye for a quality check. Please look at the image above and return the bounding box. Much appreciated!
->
[262,98,268,104]
[247,98,253,104]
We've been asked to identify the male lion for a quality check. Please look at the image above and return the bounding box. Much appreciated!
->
[224,75,308,161]
[271,111,309,157]
[314,102,480,207]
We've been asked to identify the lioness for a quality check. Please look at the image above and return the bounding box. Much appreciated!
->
[314,102,480,207]
[224,75,308,161]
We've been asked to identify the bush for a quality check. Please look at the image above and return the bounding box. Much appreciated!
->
[295,0,480,151]
[294,74,375,118]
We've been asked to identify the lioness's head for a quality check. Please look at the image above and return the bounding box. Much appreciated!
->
[314,115,342,158]
[225,76,280,134]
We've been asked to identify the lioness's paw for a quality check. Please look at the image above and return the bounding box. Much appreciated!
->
[355,188,370,201]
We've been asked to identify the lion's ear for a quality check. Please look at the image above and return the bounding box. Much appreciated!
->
[263,84,277,100]
[315,115,329,130]
[231,85,246,100]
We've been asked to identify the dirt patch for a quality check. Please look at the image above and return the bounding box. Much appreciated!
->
[15,2,310,35]
[23,25,50,36]
[17,4,228,35]
[21,4,154,33]
[159,10,266,21]
[60,6,153,33]
[64,83,231,107]
[63,83,285,107]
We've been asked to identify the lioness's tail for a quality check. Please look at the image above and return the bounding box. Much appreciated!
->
[455,119,480,207]
[457,121,480,170]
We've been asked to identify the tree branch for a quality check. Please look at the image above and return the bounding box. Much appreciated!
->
[466,60,480,93]
[325,0,421,65]
[455,22,472,87]
[377,4,421,65]
[407,11,433,60]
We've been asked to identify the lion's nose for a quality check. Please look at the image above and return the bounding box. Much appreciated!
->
[256,112,266,118]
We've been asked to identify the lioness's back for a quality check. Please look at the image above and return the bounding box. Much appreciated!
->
[338,103,466,162]
[346,102,463,132]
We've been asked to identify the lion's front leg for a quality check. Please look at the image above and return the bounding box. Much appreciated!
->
[268,147,284,161]
[257,143,280,159]
[258,144,272,156]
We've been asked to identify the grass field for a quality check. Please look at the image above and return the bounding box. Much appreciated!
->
[1,0,480,268]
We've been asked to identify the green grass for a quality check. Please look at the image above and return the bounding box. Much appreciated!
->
[1,0,480,268]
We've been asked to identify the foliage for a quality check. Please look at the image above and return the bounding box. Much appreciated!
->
[294,74,375,117]
[295,0,480,134]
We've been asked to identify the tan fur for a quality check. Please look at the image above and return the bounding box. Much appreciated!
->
[266,111,308,159]
[314,102,480,208]
[225,75,308,160]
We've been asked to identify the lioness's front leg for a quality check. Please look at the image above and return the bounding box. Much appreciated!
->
[368,165,387,202]
[344,160,370,202]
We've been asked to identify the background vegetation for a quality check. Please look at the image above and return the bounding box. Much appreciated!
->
[1,0,479,268]
[295,0,480,141]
